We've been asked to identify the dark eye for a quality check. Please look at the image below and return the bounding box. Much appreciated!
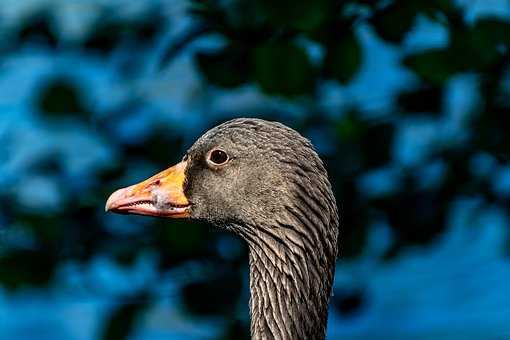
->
[208,149,229,165]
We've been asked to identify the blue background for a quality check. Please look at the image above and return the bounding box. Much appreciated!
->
[1,0,510,339]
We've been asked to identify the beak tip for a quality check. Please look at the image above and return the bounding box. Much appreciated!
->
[105,199,112,213]
[105,188,124,213]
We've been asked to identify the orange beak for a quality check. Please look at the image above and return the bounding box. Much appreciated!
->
[105,161,190,218]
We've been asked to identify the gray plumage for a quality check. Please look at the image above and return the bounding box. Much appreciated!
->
[183,118,339,340]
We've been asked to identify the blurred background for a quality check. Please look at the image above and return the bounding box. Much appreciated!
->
[1,0,510,339]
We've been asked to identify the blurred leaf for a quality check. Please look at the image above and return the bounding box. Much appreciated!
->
[221,319,250,340]
[397,86,443,113]
[418,0,460,19]
[253,42,314,96]
[327,174,367,258]
[324,30,362,84]
[336,114,393,168]
[64,204,110,262]
[371,2,417,43]
[111,241,143,266]
[16,11,58,48]
[439,150,475,197]
[450,18,510,70]
[361,122,394,168]
[182,270,243,315]
[102,295,149,340]
[336,113,365,142]
[403,48,457,84]
[154,220,214,269]
[16,213,64,246]
[123,130,185,167]
[83,22,121,54]
[472,106,510,157]
[472,18,510,46]
[0,249,56,289]
[196,44,251,88]
[256,0,330,32]
[98,162,127,185]
[190,0,229,31]
[160,25,211,69]
[332,288,365,317]
[374,188,447,249]
[36,78,88,117]
[83,14,163,54]
[158,220,207,255]
[405,18,510,84]
[35,155,63,175]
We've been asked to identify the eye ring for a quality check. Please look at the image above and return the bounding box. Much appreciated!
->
[207,149,229,167]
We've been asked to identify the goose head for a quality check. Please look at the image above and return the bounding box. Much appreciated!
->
[106,118,339,339]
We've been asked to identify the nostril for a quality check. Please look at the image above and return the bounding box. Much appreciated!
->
[153,179,161,186]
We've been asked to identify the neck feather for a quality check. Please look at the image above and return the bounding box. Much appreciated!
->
[240,215,337,340]
[230,147,339,339]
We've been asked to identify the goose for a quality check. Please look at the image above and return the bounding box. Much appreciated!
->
[106,118,339,339]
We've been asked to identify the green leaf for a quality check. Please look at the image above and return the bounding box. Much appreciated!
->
[102,296,148,340]
[336,113,364,142]
[473,18,510,45]
[324,31,362,84]
[253,42,314,96]
[405,18,510,82]
[371,3,417,43]
[450,18,510,70]
[403,49,457,84]
[256,0,329,32]
[196,44,250,88]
